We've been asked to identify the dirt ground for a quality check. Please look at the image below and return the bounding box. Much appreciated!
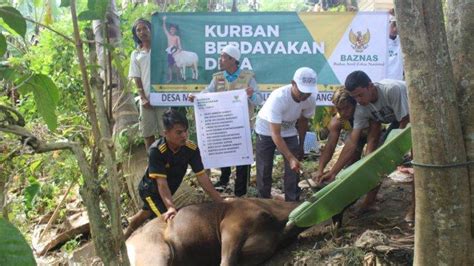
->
[264,177,414,265]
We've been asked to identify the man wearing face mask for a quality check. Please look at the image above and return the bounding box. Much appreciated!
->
[255,67,318,201]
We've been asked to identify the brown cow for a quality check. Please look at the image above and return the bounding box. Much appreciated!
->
[126,198,305,266]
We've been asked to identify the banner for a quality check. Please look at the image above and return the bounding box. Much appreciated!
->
[150,12,389,106]
[194,90,254,169]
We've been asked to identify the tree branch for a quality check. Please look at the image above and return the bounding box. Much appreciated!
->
[1,8,103,45]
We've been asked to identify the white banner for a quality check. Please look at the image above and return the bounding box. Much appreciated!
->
[194,90,254,169]
[151,91,335,106]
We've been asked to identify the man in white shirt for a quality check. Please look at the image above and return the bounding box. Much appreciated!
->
[387,17,404,80]
[128,18,167,150]
[255,67,318,201]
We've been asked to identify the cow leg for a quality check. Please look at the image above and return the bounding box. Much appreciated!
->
[220,223,245,266]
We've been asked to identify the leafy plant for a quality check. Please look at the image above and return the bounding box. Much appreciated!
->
[23,175,40,213]
[0,218,36,265]
[61,234,82,254]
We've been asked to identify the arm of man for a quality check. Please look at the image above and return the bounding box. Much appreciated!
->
[296,115,309,160]
[155,178,177,221]
[270,123,301,173]
[133,77,151,108]
[196,172,223,202]
[189,146,222,202]
[247,78,263,106]
[319,127,362,183]
[189,77,216,102]
[162,16,170,37]
[314,116,342,180]
[365,120,382,154]
[398,115,410,129]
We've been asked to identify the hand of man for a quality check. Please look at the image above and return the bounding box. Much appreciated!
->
[318,171,336,185]
[162,207,177,222]
[246,87,254,97]
[188,93,196,103]
[141,96,152,109]
[312,169,324,183]
[289,157,301,173]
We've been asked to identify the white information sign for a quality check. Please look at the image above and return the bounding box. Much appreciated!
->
[194,90,254,169]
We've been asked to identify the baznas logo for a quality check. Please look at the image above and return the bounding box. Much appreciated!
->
[233,95,241,102]
[349,29,370,52]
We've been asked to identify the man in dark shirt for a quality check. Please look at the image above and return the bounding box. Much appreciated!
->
[124,109,222,239]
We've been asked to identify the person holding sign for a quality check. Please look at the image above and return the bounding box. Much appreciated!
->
[255,67,318,201]
[191,44,262,197]
[129,18,167,150]
[124,110,223,239]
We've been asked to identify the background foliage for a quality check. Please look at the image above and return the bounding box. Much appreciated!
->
[0,0,342,260]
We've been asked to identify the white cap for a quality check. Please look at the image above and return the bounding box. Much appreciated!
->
[293,67,318,94]
[222,44,241,61]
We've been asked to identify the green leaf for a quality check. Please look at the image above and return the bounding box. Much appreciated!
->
[30,159,43,172]
[15,74,33,94]
[33,0,43,8]
[30,74,59,131]
[0,6,27,38]
[80,0,108,20]
[0,218,36,266]
[24,176,40,211]
[87,0,96,9]
[17,74,59,131]
[78,10,101,21]
[0,32,6,57]
[59,0,70,7]
[0,66,16,81]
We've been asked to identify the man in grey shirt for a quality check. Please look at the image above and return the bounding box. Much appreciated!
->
[318,70,412,221]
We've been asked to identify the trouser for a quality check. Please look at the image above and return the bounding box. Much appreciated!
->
[256,134,300,201]
[219,165,250,197]
[139,176,169,218]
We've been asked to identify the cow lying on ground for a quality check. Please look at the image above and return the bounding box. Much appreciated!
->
[126,198,305,266]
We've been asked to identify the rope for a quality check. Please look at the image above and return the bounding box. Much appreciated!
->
[411,160,474,169]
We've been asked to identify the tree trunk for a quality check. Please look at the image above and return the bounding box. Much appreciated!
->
[446,0,474,236]
[394,1,471,264]
[231,0,238,12]
[71,0,128,264]
[446,0,474,262]
[93,0,142,211]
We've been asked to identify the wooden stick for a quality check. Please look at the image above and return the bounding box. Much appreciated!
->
[37,179,76,243]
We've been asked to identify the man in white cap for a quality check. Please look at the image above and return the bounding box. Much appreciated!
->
[192,44,262,197]
[255,67,318,201]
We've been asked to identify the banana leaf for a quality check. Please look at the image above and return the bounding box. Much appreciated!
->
[289,126,412,227]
